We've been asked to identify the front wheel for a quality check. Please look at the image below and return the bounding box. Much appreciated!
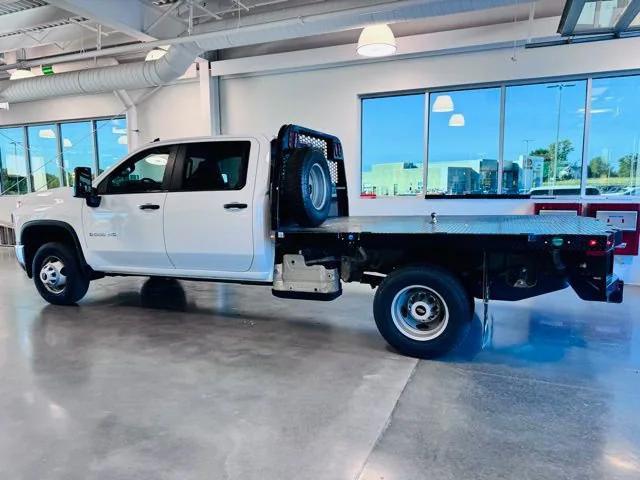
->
[32,242,90,305]
[373,266,472,359]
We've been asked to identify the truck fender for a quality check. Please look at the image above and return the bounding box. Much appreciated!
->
[20,220,92,278]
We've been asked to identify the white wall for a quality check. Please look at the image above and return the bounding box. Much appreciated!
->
[134,82,203,144]
[221,36,640,284]
[220,36,640,217]
[1,28,639,282]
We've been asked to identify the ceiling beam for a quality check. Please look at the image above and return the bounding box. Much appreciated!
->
[0,26,133,58]
[0,23,90,53]
[557,0,586,36]
[614,0,640,33]
[0,4,70,36]
[46,0,185,41]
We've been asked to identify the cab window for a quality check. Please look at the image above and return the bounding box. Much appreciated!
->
[179,141,250,191]
[103,146,172,194]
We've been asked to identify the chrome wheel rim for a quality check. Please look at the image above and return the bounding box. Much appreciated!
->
[40,256,67,294]
[391,285,449,341]
[308,163,328,210]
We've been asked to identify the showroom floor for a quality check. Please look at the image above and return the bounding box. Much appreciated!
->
[0,248,638,480]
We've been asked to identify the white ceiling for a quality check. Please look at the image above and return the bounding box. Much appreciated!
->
[220,0,566,59]
[0,0,567,75]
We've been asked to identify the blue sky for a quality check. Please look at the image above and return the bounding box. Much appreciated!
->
[0,118,128,186]
[362,75,640,175]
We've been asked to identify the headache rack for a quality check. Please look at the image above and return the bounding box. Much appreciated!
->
[270,124,349,230]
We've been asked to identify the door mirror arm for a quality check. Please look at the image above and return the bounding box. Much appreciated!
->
[86,192,101,208]
[73,166,102,208]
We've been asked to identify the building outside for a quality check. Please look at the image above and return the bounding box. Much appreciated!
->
[362,162,422,196]
[363,156,549,196]
[480,159,498,193]
[447,167,480,194]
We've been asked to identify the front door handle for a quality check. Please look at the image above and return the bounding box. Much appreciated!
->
[224,203,248,210]
[139,203,160,210]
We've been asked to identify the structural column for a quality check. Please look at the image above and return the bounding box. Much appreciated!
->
[198,58,221,136]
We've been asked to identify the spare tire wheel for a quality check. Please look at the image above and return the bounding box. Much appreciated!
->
[282,147,332,227]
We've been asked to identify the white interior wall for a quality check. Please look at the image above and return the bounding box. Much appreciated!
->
[219,36,640,284]
[1,28,639,283]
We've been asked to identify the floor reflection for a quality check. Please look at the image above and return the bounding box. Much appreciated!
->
[139,277,187,311]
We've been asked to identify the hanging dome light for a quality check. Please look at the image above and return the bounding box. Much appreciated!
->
[145,45,170,62]
[432,95,454,112]
[448,113,465,127]
[357,24,397,57]
[9,68,35,80]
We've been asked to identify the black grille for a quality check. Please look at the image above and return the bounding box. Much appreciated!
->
[298,133,339,185]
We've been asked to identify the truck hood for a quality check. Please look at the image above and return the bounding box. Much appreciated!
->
[17,187,75,209]
[12,187,81,229]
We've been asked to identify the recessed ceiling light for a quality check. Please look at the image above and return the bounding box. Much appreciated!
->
[9,68,35,80]
[63,138,73,148]
[357,24,397,58]
[145,45,170,62]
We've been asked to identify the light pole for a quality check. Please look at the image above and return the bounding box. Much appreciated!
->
[547,83,575,188]
[522,139,535,157]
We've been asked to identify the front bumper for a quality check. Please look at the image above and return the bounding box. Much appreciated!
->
[15,244,26,272]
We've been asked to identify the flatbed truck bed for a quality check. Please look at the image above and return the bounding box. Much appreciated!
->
[280,215,615,240]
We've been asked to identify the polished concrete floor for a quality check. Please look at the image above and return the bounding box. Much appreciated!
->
[0,248,638,480]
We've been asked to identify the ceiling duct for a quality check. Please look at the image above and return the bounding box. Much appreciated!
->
[0,0,522,103]
[0,42,200,103]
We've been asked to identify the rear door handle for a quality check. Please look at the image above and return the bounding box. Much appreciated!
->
[224,203,248,210]
[139,203,160,210]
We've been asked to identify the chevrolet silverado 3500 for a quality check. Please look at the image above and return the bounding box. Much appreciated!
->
[12,125,624,358]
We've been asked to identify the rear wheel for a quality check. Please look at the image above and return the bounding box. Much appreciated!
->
[32,242,89,305]
[373,266,472,359]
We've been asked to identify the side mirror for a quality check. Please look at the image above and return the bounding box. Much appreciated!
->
[73,167,101,207]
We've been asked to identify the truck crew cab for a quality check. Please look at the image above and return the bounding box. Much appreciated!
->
[12,125,624,359]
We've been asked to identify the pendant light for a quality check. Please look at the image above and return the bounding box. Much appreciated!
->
[357,24,397,57]
[432,95,454,112]
[448,114,465,127]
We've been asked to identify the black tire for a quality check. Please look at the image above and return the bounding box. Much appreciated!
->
[32,242,90,306]
[282,147,332,227]
[373,265,472,359]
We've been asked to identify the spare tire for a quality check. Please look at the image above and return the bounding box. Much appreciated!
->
[282,147,332,227]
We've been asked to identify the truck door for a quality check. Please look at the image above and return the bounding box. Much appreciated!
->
[82,145,176,271]
[163,139,257,272]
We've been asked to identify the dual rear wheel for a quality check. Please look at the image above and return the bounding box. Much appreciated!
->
[373,266,473,359]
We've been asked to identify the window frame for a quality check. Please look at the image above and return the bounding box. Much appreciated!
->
[169,140,252,193]
[0,126,30,195]
[59,120,98,187]
[0,115,126,194]
[360,91,426,197]
[360,69,640,200]
[97,144,178,195]
[425,85,503,197]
